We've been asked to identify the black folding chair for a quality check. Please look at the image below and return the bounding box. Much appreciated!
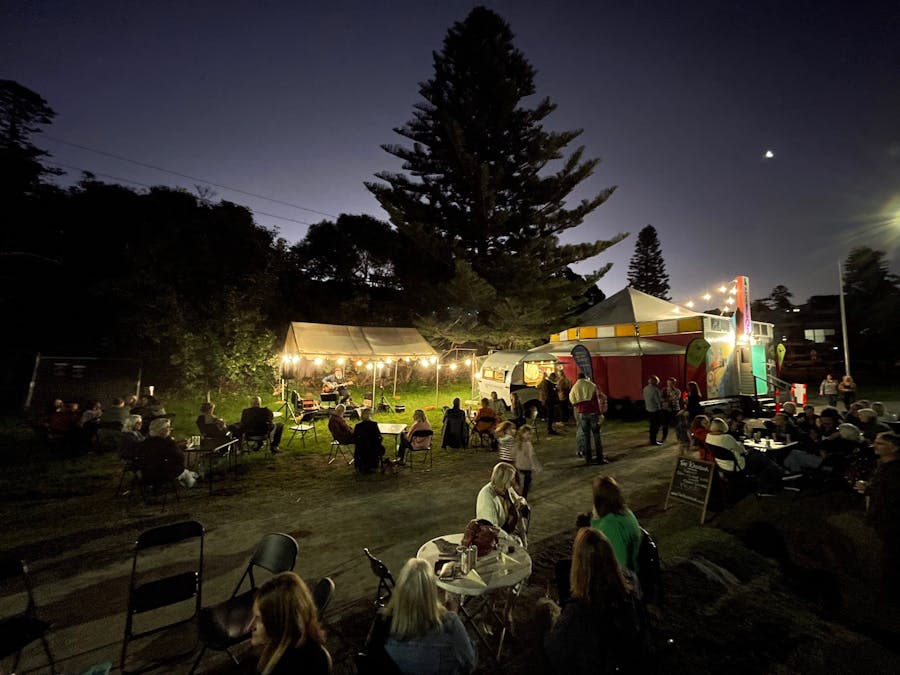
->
[407,429,434,470]
[190,533,298,673]
[363,548,395,608]
[121,520,205,674]
[0,558,55,674]
[313,576,335,616]
[471,416,496,448]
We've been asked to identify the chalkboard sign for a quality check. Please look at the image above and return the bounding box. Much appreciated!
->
[665,456,716,524]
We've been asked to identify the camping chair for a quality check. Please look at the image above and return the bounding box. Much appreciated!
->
[406,429,434,470]
[471,416,497,449]
[0,558,55,674]
[440,412,470,449]
[287,411,318,448]
[121,520,205,674]
[242,423,272,453]
[363,548,395,608]
[190,533,299,674]
[313,577,335,616]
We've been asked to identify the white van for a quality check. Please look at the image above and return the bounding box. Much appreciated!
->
[477,350,559,409]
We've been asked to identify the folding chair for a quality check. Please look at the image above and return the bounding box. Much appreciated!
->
[406,429,434,470]
[313,576,335,616]
[329,438,354,465]
[190,533,298,674]
[0,558,55,675]
[362,548,395,608]
[121,520,205,674]
[242,427,271,453]
[287,411,318,448]
[196,438,241,495]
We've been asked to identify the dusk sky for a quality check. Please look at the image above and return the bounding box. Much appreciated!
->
[4,0,899,308]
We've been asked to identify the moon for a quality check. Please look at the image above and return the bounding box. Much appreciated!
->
[764,150,775,159]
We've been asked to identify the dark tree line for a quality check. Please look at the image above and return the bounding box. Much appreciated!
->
[1,7,627,396]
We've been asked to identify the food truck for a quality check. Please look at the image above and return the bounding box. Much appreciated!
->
[477,350,559,409]
[529,284,775,409]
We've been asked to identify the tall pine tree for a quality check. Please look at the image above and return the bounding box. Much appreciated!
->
[366,7,625,348]
[626,225,670,300]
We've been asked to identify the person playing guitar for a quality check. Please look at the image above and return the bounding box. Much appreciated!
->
[322,368,353,404]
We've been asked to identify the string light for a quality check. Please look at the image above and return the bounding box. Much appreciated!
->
[450,363,458,370]
[366,363,373,371]
[718,285,727,293]
[703,293,712,301]
[685,300,695,308]
[314,357,323,365]
[336,357,345,365]
[464,358,472,366]
[356,360,363,367]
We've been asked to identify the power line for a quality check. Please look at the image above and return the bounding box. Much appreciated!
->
[45,161,316,227]
[42,134,339,219]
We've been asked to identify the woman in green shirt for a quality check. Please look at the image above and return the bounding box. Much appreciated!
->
[590,476,642,573]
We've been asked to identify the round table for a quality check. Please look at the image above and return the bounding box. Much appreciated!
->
[416,532,531,596]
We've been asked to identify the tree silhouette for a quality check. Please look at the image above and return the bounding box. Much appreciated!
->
[626,225,670,300]
[842,246,900,368]
[366,6,625,347]
[768,285,794,310]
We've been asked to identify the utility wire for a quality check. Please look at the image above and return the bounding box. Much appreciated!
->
[42,134,338,219]
[45,161,316,227]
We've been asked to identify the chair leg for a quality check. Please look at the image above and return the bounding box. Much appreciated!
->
[189,645,207,674]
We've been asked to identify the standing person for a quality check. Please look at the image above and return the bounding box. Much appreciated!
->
[250,572,331,675]
[240,396,284,454]
[353,407,385,474]
[819,374,839,407]
[686,381,703,420]
[373,558,477,675]
[509,392,526,428]
[556,371,572,423]
[569,372,608,465]
[855,432,900,602]
[538,371,560,436]
[489,391,507,420]
[659,377,682,443]
[514,425,539,498]
[643,376,663,446]
[839,375,857,412]
[495,420,518,465]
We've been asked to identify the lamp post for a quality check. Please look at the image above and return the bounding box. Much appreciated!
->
[838,259,851,377]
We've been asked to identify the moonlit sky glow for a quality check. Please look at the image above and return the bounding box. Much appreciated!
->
[3,0,899,304]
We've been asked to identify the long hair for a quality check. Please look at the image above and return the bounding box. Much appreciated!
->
[490,462,518,492]
[413,409,427,423]
[569,528,627,607]
[384,558,446,641]
[592,475,626,517]
[256,572,325,675]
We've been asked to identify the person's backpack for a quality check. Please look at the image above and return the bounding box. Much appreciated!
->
[637,527,663,606]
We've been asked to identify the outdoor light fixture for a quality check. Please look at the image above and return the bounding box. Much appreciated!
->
[420,359,429,367]
[673,307,680,313]
[337,357,345,365]
[730,288,737,295]
[405,357,411,363]
[282,355,290,363]
[291,355,299,364]
[450,363,458,370]
[686,300,695,308]
[718,285,727,293]
[703,293,712,301]
[366,363,373,371]
[314,357,323,365]
[376,361,384,369]
[726,297,735,305]
[465,358,471,366]
[385,357,393,364]
[430,356,437,364]
[356,360,363,367]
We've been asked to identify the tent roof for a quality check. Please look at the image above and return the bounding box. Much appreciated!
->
[283,322,437,358]
[531,337,686,358]
[577,287,705,325]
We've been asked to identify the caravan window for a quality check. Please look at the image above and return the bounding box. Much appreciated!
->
[483,368,505,383]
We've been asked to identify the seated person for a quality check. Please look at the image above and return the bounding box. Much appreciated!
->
[857,408,892,442]
[489,391,507,419]
[196,401,238,444]
[239,395,284,453]
[781,401,798,422]
[118,414,145,460]
[322,367,352,405]
[689,415,712,461]
[727,409,746,440]
[473,397,497,436]
[542,528,650,674]
[397,409,432,463]
[138,418,197,488]
[589,476,642,574]
[872,402,897,423]
[251,573,331,675]
[353,408,385,474]
[707,417,788,494]
[796,404,820,439]
[328,404,355,445]
[368,558,476,675]
[476,462,528,538]
[441,398,469,449]
[99,397,129,429]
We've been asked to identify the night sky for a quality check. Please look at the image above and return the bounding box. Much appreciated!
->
[4,0,899,308]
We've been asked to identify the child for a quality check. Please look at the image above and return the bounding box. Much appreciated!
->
[515,424,539,498]
[496,420,517,464]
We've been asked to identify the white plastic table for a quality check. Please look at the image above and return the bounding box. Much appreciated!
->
[377,423,408,455]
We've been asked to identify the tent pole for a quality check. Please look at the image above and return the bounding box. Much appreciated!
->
[392,361,399,399]
[435,359,440,408]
